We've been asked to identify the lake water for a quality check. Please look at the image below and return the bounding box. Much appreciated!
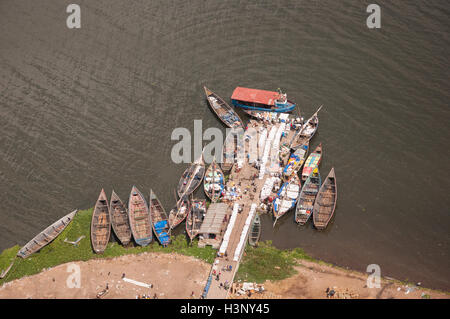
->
[0,0,448,289]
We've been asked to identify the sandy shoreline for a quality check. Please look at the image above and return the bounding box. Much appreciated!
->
[0,252,447,299]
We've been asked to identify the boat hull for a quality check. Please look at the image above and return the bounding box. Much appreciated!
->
[232,100,296,113]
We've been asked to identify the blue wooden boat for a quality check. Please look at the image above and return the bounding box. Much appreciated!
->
[231,87,296,113]
[149,189,171,246]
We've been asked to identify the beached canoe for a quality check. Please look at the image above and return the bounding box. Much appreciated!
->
[177,154,206,197]
[248,213,261,246]
[204,86,244,129]
[295,168,321,225]
[301,143,323,181]
[149,189,171,246]
[204,159,225,202]
[128,186,152,246]
[168,194,191,231]
[282,141,309,179]
[110,190,132,245]
[91,189,111,254]
[273,174,301,226]
[186,198,206,242]
[313,168,337,230]
[291,105,322,149]
[17,210,78,258]
[222,129,236,172]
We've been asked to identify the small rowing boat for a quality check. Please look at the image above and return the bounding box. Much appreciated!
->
[186,198,206,242]
[282,141,309,179]
[177,153,206,197]
[248,213,261,246]
[301,143,323,181]
[204,159,225,202]
[168,194,191,231]
[313,168,337,230]
[149,189,171,246]
[128,186,152,246]
[291,105,322,149]
[295,168,321,225]
[110,190,132,245]
[204,86,244,128]
[17,210,77,258]
[91,189,111,254]
[273,174,301,226]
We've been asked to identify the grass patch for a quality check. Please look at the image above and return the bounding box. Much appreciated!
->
[235,240,314,283]
[0,208,216,285]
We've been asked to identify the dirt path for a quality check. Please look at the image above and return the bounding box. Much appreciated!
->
[0,252,210,299]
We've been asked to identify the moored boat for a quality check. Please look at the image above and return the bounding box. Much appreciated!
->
[204,159,225,202]
[17,210,78,258]
[273,174,301,226]
[282,142,309,179]
[301,143,323,181]
[128,186,152,246]
[248,213,261,246]
[110,190,132,245]
[231,87,296,113]
[295,168,321,225]
[186,198,206,242]
[313,168,337,230]
[222,130,236,172]
[91,189,111,254]
[291,105,322,149]
[149,189,171,246]
[168,194,191,231]
[177,153,206,197]
[204,86,244,129]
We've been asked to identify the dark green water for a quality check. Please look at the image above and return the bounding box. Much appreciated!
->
[0,1,449,289]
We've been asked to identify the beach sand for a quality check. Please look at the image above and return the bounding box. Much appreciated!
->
[0,252,210,299]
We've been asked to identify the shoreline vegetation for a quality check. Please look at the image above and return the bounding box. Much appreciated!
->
[0,208,448,298]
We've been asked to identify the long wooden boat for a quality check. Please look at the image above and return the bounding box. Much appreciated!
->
[301,143,323,181]
[204,159,225,202]
[273,174,301,226]
[110,190,132,245]
[291,105,322,149]
[168,194,191,231]
[186,198,206,242]
[231,87,296,113]
[91,189,111,254]
[17,210,77,258]
[128,186,152,246]
[282,141,309,179]
[295,168,321,225]
[149,189,171,246]
[177,153,206,197]
[248,213,261,246]
[204,86,244,129]
[313,168,337,230]
[222,129,236,172]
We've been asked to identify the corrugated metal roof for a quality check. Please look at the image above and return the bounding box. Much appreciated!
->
[231,87,280,106]
[199,203,229,234]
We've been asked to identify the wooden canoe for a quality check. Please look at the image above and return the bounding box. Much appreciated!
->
[91,189,111,254]
[282,141,309,179]
[168,194,191,231]
[295,168,321,225]
[273,174,301,226]
[248,213,261,246]
[177,154,206,197]
[149,189,171,246]
[291,105,322,149]
[204,86,244,129]
[110,190,132,245]
[222,129,236,172]
[128,186,152,246]
[17,210,77,258]
[204,159,225,202]
[313,168,337,230]
[186,198,206,242]
[301,143,323,181]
